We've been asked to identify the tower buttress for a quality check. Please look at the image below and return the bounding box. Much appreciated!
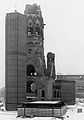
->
[46,52,56,79]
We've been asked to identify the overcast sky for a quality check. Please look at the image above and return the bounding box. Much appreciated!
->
[0,0,84,88]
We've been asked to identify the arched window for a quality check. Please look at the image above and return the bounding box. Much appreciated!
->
[27,65,36,76]
[41,90,45,97]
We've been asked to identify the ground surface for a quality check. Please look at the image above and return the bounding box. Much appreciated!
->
[0,99,84,120]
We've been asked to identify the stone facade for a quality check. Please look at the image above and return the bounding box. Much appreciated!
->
[5,4,75,111]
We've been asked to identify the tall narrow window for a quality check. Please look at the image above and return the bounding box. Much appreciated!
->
[41,90,45,97]
[57,90,60,98]
[53,90,61,98]
[53,90,56,98]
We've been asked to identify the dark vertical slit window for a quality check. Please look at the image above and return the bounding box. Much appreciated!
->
[57,90,60,98]
[27,81,33,93]
[41,90,45,97]
[53,90,56,98]
[53,90,60,98]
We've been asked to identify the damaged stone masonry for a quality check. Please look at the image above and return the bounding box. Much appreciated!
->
[5,4,75,111]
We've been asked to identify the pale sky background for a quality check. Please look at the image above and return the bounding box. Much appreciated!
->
[0,0,84,88]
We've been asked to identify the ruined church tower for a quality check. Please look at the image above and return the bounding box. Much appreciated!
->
[24,4,46,76]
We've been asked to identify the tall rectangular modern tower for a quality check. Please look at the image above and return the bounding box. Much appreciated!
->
[5,12,27,110]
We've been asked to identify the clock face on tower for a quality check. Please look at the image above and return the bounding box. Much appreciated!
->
[27,48,33,57]
[28,48,32,53]
[27,47,39,56]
